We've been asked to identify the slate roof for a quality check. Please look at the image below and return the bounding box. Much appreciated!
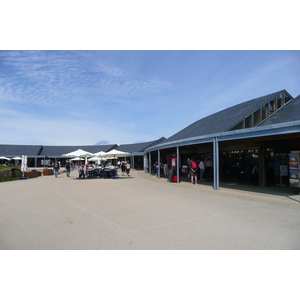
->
[117,137,166,153]
[41,144,117,156]
[0,144,117,157]
[259,94,300,126]
[0,144,43,157]
[164,90,288,143]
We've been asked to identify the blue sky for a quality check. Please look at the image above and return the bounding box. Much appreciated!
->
[0,50,299,146]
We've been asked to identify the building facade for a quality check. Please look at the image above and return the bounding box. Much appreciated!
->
[144,90,300,190]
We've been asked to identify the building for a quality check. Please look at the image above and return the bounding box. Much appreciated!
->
[0,144,118,167]
[0,138,166,169]
[117,138,166,169]
[1,89,300,191]
[144,90,300,189]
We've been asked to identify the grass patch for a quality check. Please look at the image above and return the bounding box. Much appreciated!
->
[0,165,11,170]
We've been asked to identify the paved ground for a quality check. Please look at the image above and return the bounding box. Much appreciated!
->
[1,169,300,249]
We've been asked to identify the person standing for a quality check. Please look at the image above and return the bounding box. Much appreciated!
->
[163,158,168,178]
[65,160,71,177]
[121,161,126,176]
[125,161,131,176]
[190,157,198,185]
[198,157,205,182]
[251,163,259,185]
[54,160,60,178]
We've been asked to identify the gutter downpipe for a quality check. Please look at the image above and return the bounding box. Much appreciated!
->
[213,137,219,190]
[177,146,180,183]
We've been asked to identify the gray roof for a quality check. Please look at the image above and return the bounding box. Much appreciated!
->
[164,90,288,143]
[0,144,43,157]
[41,144,117,156]
[259,94,300,126]
[117,137,166,153]
[0,144,117,157]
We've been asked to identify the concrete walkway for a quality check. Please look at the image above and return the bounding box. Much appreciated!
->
[1,169,300,249]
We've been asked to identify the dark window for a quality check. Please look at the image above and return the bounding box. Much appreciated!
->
[245,115,252,128]
[254,109,261,126]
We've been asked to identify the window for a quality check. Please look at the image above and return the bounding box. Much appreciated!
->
[231,121,244,130]
[229,91,293,131]
[253,109,261,126]
[269,100,275,114]
[262,105,267,120]
[277,92,284,109]
[284,92,292,104]
[245,115,252,128]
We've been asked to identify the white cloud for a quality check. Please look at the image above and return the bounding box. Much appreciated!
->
[0,51,174,111]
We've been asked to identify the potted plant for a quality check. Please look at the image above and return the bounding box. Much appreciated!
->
[43,168,54,176]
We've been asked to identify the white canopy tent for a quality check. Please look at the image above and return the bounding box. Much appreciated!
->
[62,149,93,157]
[71,157,84,161]
[62,149,93,165]
[0,156,10,160]
[104,149,131,166]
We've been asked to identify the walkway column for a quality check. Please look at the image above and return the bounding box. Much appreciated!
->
[213,137,219,190]
[157,149,161,178]
[177,146,180,183]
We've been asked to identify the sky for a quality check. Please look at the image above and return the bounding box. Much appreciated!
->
[0,1,299,147]
[1,50,299,146]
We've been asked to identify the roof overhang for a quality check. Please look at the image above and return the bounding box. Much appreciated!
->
[145,120,300,153]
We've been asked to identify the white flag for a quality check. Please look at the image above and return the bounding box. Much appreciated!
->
[21,155,28,172]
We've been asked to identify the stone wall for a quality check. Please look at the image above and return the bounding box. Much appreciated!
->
[0,168,23,180]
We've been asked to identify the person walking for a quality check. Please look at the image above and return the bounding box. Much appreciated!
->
[65,160,71,177]
[190,157,198,185]
[54,160,60,178]
[121,161,126,176]
[125,161,131,176]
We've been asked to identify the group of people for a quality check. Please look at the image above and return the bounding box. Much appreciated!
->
[152,158,169,178]
[52,160,71,178]
[189,157,213,185]
[52,159,130,178]
[118,160,131,176]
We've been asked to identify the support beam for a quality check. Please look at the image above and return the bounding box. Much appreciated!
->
[158,149,161,178]
[176,146,180,183]
[144,154,147,172]
[213,137,219,190]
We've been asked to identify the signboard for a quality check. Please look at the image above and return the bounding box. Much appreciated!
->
[289,152,300,189]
